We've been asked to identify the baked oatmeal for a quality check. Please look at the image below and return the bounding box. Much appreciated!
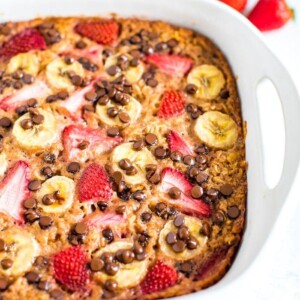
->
[0,16,247,300]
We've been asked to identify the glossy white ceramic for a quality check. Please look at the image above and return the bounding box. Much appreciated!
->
[1,0,299,299]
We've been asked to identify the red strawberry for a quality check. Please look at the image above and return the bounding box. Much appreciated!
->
[0,80,50,111]
[196,246,229,280]
[53,246,89,292]
[145,54,193,77]
[141,261,178,295]
[167,130,194,156]
[83,212,125,230]
[62,125,122,161]
[0,161,30,223]
[248,0,293,31]
[157,90,186,119]
[0,28,46,59]
[219,0,247,12]
[159,167,211,217]
[78,163,112,202]
[75,21,119,45]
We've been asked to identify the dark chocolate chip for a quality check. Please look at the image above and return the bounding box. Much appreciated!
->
[178,225,190,241]
[168,187,181,200]
[23,74,34,84]
[191,185,203,199]
[105,262,119,275]
[107,65,121,76]
[141,212,152,223]
[174,215,185,227]
[27,98,38,107]
[104,279,118,292]
[0,117,12,128]
[187,237,198,250]
[75,40,87,49]
[213,210,225,225]
[23,197,37,209]
[132,190,146,202]
[25,210,40,223]
[1,258,13,270]
[227,205,240,219]
[183,155,195,166]
[146,171,161,184]
[71,75,83,86]
[20,118,33,130]
[196,172,208,184]
[39,216,53,229]
[90,258,104,272]
[220,88,230,99]
[74,222,87,235]
[172,240,186,253]
[120,250,135,264]
[207,188,219,200]
[28,180,41,191]
[166,232,177,245]
[0,277,8,291]
[49,289,64,300]
[67,162,81,174]
[115,205,126,215]
[43,153,55,164]
[102,228,114,243]
[170,151,182,162]
[154,146,168,159]
[37,280,50,291]
[0,240,6,252]
[41,166,53,178]
[200,222,211,237]
[34,256,49,268]
[196,154,207,165]
[146,78,158,87]
[118,111,131,123]
[133,140,144,151]
[84,90,98,102]
[220,184,233,197]
[179,261,193,274]
[145,133,158,145]
[185,84,198,95]
[107,127,120,137]
[26,271,40,283]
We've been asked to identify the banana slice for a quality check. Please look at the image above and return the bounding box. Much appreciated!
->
[0,152,8,178]
[6,52,40,77]
[45,57,84,92]
[0,228,40,277]
[194,111,238,150]
[105,54,144,83]
[159,216,207,260]
[93,240,148,288]
[12,109,59,151]
[111,142,155,185]
[36,176,75,214]
[96,96,142,127]
[187,65,225,100]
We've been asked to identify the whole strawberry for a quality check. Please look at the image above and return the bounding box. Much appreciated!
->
[248,0,293,31]
[53,246,89,292]
[140,261,178,295]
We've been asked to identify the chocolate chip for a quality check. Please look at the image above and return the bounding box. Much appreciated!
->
[213,210,225,225]
[178,225,190,241]
[107,65,121,76]
[71,75,83,86]
[196,172,208,184]
[46,94,58,103]
[227,205,240,219]
[191,185,203,199]
[22,73,34,84]
[195,144,209,155]
[132,241,144,256]
[172,240,186,253]
[187,237,198,249]
[132,190,146,202]
[101,252,114,264]
[146,171,161,184]
[41,166,53,178]
[0,117,12,128]
[105,262,119,275]
[75,40,87,49]
[74,222,87,235]
[183,155,195,166]
[102,228,114,243]
[43,153,55,164]
[27,98,37,107]
[16,105,28,116]
[220,88,230,99]
[84,90,97,102]
[136,252,147,261]
[133,140,144,151]
[107,127,120,137]
[25,209,39,223]
[13,81,23,89]
[37,280,50,291]
[196,154,207,165]
[130,35,142,44]
[145,133,158,145]
[1,258,13,270]
[207,188,219,200]
[166,232,177,245]
[26,271,40,283]
[49,289,64,300]
[0,240,6,252]
[0,277,8,291]
[28,180,41,191]
[170,151,182,162]
[178,261,193,275]
[200,222,211,237]
[64,55,75,64]
[90,258,104,272]
[67,162,81,174]
[174,215,185,227]
[130,57,139,67]
[104,279,118,292]
[141,212,152,223]
[126,166,137,176]
[115,205,126,215]
[146,78,158,87]
[220,184,233,197]
[155,42,168,52]
[168,187,181,200]
[98,95,109,105]
[185,84,198,95]
[23,197,37,209]
[39,216,53,229]
[119,111,131,123]
[97,201,108,211]
[142,71,154,81]
[154,146,168,159]
[120,250,134,264]
[107,107,119,118]
[129,49,142,58]
[34,256,49,268]
[20,118,33,130]
[32,114,44,125]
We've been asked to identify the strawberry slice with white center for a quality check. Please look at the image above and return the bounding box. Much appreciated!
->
[83,212,125,229]
[145,54,193,78]
[0,161,30,223]
[0,80,50,111]
[167,130,194,156]
[58,79,98,120]
[62,124,122,162]
[159,167,211,217]
[78,163,112,202]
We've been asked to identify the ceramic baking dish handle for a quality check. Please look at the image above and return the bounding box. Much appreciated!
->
[259,48,300,212]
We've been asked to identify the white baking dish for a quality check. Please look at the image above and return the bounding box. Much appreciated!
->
[1,0,299,299]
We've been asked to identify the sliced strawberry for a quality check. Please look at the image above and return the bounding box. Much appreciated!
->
[248,0,293,31]
[78,163,112,202]
[0,80,50,111]
[0,161,30,223]
[75,21,119,45]
[157,90,186,119]
[145,54,193,77]
[167,130,194,156]
[0,28,46,60]
[53,246,89,292]
[196,246,229,280]
[219,0,247,12]
[83,211,125,229]
[159,167,211,217]
[58,79,98,120]
[141,260,178,295]
[62,125,122,161]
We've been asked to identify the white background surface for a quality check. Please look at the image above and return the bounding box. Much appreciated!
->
[231,1,300,299]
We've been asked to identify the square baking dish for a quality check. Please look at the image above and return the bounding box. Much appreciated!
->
[0,0,299,299]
